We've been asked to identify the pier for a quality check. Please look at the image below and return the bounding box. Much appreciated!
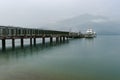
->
[0,26,82,50]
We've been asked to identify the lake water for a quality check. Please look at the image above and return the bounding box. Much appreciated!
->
[0,35,120,80]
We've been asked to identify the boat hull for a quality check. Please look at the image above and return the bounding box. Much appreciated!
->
[84,34,96,38]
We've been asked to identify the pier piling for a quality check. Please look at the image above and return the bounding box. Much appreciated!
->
[56,37,59,42]
[60,37,62,42]
[42,37,45,44]
[50,37,53,43]
[34,38,36,46]
[63,36,65,42]
[21,38,24,48]
[2,39,6,50]
[30,38,32,46]
[12,38,15,48]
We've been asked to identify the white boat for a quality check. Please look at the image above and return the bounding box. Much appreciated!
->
[85,28,96,38]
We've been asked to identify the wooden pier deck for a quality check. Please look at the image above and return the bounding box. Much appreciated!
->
[0,26,82,50]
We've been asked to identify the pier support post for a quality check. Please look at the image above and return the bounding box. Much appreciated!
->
[30,38,32,46]
[50,37,53,43]
[56,37,59,43]
[34,38,36,46]
[12,38,15,48]
[66,36,69,42]
[21,38,24,48]
[66,36,69,40]
[60,37,62,42]
[63,36,65,42]
[2,39,6,50]
[42,37,45,44]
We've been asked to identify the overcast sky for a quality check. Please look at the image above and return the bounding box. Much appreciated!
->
[0,0,119,27]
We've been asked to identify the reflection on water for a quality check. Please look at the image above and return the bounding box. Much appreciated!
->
[0,41,69,59]
[0,36,120,80]
[0,40,72,80]
[85,38,95,47]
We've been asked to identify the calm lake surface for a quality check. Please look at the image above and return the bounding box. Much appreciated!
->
[0,35,120,80]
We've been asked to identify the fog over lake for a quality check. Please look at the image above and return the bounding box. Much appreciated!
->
[0,0,120,32]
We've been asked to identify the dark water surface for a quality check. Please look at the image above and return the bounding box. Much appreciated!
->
[0,35,120,80]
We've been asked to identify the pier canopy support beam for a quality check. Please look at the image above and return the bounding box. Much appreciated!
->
[12,38,15,48]
[2,39,6,50]
[21,38,24,48]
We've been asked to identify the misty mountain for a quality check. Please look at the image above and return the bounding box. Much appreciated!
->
[45,14,120,35]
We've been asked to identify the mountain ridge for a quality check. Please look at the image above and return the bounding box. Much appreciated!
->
[44,14,120,35]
